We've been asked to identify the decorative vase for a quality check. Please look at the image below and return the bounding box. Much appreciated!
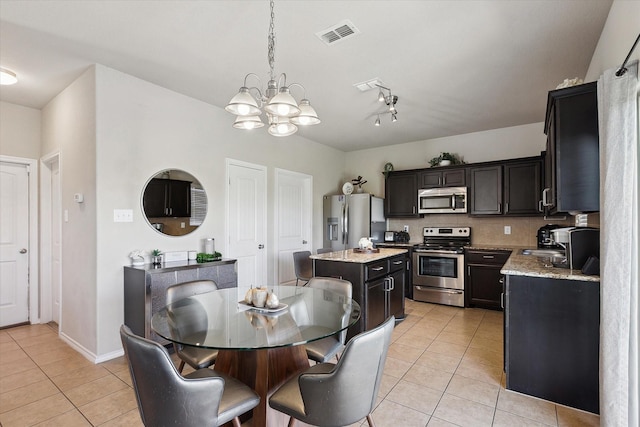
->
[439,159,452,166]
[152,255,162,266]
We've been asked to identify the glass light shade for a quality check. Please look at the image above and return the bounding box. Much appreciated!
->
[391,113,398,123]
[225,87,261,116]
[268,119,298,137]
[0,68,17,85]
[374,116,381,126]
[264,87,300,117]
[290,99,320,126]
[233,115,264,130]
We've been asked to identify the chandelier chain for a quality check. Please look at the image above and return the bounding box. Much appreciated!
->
[267,0,276,81]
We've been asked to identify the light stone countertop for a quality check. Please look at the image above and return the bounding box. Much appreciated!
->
[310,248,407,264]
[501,249,600,282]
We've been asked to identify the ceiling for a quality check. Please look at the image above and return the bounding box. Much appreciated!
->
[0,0,612,152]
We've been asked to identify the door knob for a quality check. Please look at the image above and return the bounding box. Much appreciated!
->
[258,244,264,249]
[19,248,27,254]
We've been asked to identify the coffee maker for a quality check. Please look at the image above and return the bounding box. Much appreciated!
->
[537,224,563,249]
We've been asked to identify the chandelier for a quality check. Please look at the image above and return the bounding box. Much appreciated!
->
[225,0,320,137]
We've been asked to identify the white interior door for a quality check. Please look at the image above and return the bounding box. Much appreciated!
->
[275,169,312,284]
[0,162,30,327]
[227,160,267,294]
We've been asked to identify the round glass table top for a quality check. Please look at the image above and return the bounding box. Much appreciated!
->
[151,286,361,351]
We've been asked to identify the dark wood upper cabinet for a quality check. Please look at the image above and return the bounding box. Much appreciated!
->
[384,171,419,217]
[142,178,191,218]
[469,158,542,216]
[504,160,542,215]
[469,165,502,215]
[543,82,599,213]
[418,168,466,189]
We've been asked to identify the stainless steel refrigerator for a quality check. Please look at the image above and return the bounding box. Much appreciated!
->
[323,193,386,251]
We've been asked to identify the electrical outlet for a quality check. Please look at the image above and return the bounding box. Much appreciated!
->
[504,225,511,235]
[403,225,409,232]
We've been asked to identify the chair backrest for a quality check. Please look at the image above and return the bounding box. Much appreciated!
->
[316,248,333,254]
[120,324,224,426]
[292,251,312,281]
[297,315,395,426]
[307,277,353,344]
[166,280,218,305]
[166,280,218,346]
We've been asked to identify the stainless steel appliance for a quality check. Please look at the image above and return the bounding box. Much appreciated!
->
[384,231,410,243]
[567,227,599,270]
[537,224,563,249]
[323,193,385,251]
[412,227,470,307]
[417,187,467,214]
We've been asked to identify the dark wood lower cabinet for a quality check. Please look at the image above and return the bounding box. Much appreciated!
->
[505,275,600,414]
[465,250,510,310]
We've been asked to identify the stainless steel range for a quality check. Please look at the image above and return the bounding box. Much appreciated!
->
[412,227,470,307]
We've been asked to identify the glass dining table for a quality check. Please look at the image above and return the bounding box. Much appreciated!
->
[151,285,361,427]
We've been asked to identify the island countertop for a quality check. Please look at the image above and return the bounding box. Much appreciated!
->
[310,248,407,263]
[501,249,600,282]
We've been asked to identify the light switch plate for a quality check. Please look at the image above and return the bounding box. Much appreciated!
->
[504,225,511,235]
[114,209,133,222]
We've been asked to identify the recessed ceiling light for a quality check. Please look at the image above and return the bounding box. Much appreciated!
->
[0,68,18,85]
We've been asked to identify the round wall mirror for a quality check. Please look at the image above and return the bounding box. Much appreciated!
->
[141,169,207,236]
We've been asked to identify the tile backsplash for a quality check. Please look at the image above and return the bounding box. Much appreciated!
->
[388,213,598,248]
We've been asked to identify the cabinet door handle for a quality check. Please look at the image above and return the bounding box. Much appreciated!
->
[392,260,403,265]
[498,202,502,212]
[482,255,495,259]
[443,176,446,186]
[501,292,504,309]
[412,206,416,214]
[542,188,550,206]
[505,203,509,213]
[467,266,471,275]
[372,266,384,271]
[538,200,544,212]
[438,177,442,186]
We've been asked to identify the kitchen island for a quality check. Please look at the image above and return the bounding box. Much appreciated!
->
[311,248,407,340]
[501,249,600,414]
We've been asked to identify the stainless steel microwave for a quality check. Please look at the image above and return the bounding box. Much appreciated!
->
[417,187,467,214]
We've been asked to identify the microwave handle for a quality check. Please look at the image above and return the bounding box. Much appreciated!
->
[343,202,349,245]
[451,195,456,210]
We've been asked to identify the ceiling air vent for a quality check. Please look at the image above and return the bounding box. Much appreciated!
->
[315,20,360,45]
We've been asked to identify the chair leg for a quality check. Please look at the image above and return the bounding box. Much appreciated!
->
[366,414,376,427]
[177,360,185,373]
[288,417,297,427]
[231,417,241,427]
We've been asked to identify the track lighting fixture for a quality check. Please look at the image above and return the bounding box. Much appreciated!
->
[372,84,399,126]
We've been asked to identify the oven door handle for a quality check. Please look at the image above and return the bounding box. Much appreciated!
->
[414,250,461,256]
[415,286,463,295]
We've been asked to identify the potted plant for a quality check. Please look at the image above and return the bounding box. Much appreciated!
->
[428,152,465,167]
[150,249,162,266]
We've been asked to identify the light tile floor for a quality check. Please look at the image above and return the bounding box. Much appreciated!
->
[0,300,600,426]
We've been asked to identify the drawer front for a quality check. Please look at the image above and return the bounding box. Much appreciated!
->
[466,250,511,265]
[366,259,389,281]
[388,255,406,273]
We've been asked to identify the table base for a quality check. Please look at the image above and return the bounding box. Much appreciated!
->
[215,346,310,427]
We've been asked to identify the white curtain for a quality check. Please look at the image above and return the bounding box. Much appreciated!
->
[599,60,639,427]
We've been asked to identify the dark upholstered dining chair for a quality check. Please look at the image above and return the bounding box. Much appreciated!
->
[304,277,353,363]
[292,251,312,286]
[120,325,259,427]
[269,315,395,427]
[166,280,219,373]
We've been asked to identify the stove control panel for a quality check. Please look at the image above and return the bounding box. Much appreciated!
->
[422,227,470,238]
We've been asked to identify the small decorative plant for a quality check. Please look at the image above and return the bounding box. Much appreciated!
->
[428,152,465,167]
[351,176,368,192]
[150,249,162,266]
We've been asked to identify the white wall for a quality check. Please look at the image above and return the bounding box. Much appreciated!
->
[344,122,546,197]
[0,101,41,159]
[92,65,345,355]
[585,0,640,82]
[41,67,98,355]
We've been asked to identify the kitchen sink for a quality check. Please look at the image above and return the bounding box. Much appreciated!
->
[521,249,565,257]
